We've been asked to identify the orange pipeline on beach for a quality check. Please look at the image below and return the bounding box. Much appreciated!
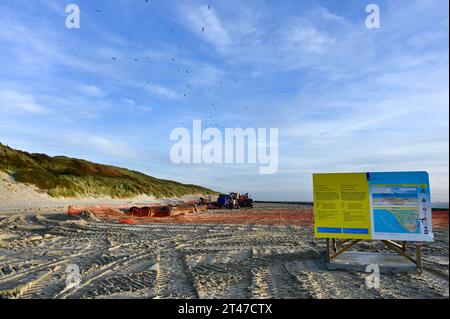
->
[68,204,448,228]
[68,204,313,226]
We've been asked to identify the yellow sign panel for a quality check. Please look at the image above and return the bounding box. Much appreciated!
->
[313,173,372,239]
[313,171,434,242]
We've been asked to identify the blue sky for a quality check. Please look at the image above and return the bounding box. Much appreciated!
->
[0,0,448,201]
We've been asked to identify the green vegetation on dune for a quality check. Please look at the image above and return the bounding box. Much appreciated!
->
[0,143,216,198]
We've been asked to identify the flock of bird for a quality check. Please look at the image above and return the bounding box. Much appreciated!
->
[94,2,248,129]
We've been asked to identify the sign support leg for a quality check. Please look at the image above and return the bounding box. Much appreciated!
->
[332,238,337,253]
[330,239,361,260]
[382,240,416,264]
[402,241,407,252]
[325,238,330,263]
[415,244,423,274]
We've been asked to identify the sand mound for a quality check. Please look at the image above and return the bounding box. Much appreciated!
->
[80,211,101,222]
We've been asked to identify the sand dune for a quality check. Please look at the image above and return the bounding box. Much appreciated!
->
[0,172,198,214]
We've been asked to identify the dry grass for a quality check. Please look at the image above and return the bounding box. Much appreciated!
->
[0,143,216,198]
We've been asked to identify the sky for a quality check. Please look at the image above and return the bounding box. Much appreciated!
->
[0,0,448,202]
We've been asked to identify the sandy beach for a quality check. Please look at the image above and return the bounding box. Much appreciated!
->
[0,172,448,299]
[0,0,448,307]
[0,202,448,299]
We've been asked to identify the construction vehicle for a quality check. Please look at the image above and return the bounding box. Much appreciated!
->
[217,193,236,209]
[217,192,253,209]
[238,193,254,208]
[216,194,227,207]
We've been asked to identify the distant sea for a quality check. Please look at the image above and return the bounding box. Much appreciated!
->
[431,202,449,209]
[255,201,449,209]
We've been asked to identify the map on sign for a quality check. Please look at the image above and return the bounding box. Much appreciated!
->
[371,186,420,234]
[371,186,419,206]
[313,171,433,242]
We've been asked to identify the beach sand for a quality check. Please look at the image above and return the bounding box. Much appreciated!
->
[0,173,448,299]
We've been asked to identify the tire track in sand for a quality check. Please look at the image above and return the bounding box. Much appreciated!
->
[154,243,198,299]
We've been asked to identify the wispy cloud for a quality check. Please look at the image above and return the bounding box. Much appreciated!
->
[123,99,153,113]
[190,65,225,87]
[281,22,334,54]
[0,89,47,114]
[0,0,447,201]
[64,133,136,158]
[79,85,106,97]
[182,4,232,51]
[176,1,342,72]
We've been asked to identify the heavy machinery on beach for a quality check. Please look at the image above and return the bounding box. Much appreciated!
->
[238,193,254,208]
[217,192,253,209]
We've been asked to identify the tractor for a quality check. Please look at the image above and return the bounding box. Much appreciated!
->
[217,192,253,209]
[217,193,239,209]
[238,193,254,208]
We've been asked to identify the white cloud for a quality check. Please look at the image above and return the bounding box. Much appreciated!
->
[0,89,46,113]
[86,136,129,156]
[318,7,344,22]
[146,83,180,100]
[63,132,136,158]
[79,85,106,97]
[183,5,232,51]
[123,98,153,113]
[0,0,447,202]
[177,2,338,71]
[282,23,334,54]
[190,65,224,87]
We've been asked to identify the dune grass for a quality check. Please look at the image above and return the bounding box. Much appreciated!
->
[0,143,216,198]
